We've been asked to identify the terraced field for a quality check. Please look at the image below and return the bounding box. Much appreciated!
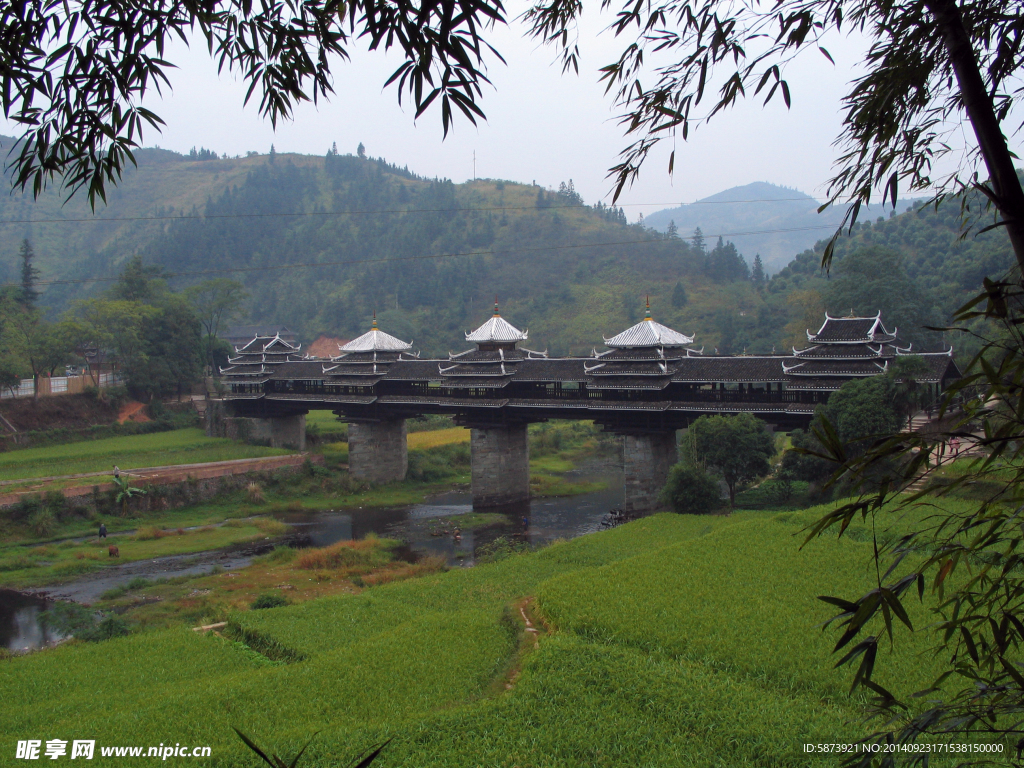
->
[1,505,992,766]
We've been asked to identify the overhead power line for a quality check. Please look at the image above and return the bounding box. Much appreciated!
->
[7,224,839,289]
[0,196,908,227]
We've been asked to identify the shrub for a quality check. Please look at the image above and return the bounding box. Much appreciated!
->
[126,576,151,591]
[253,517,289,536]
[407,442,470,482]
[246,482,264,504]
[253,546,296,565]
[251,593,289,609]
[29,509,56,537]
[0,555,34,572]
[41,603,129,641]
[661,464,725,515]
[9,495,41,523]
[84,615,131,641]
[476,536,530,564]
[296,539,396,570]
[134,525,171,541]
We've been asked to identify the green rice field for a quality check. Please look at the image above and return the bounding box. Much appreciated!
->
[2,501,999,766]
[0,428,291,482]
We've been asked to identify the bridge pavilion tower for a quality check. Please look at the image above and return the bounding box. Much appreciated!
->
[328,318,416,483]
[454,302,533,508]
[593,302,695,513]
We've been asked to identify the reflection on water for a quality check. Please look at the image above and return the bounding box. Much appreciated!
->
[0,589,66,653]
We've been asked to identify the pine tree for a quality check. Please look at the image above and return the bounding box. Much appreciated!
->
[19,239,39,308]
[692,227,705,253]
[269,144,276,164]
[671,280,688,308]
[667,219,679,239]
[357,142,366,158]
[751,254,766,288]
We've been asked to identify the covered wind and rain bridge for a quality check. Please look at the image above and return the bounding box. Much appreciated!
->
[211,304,959,512]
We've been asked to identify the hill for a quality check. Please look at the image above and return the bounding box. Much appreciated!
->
[0,144,758,356]
[644,182,914,272]
[0,142,1012,360]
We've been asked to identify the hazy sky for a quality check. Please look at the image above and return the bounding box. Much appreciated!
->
[2,14,1008,219]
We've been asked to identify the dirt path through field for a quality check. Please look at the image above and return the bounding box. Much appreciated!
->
[499,597,549,693]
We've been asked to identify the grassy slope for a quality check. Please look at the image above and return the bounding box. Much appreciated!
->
[1,503,982,766]
[0,428,290,482]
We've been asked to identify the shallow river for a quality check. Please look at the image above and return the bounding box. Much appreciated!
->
[1,467,624,651]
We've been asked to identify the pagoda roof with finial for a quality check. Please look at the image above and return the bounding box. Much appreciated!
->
[603,299,694,348]
[465,301,528,343]
[338,314,412,352]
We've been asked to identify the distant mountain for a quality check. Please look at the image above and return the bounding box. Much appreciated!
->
[644,182,913,272]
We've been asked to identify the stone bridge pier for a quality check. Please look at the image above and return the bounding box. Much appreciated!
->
[205,401,307,450]
[622,431,677,513]
[470,423,530,508]
[348,419,408,483]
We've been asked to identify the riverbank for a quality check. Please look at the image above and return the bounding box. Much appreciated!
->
[0,440,614,594]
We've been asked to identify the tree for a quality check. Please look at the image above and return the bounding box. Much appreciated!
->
[2,0,504,206]
[131,297,204,401]
[357,142,366,158]
[6,310,76,401]
[67,299,157,385]
[667,220,679,239]
[660,464,724,515]
[686,413,774,505]
[671,280,688,309]
[691,227,705,254]
[184,279,250,370]
[751,255,765,289]
[110,256,166,303]
[18,240,39,309]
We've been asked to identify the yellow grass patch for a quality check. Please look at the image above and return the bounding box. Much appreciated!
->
[408,427,470,450]
[295,538,395,570]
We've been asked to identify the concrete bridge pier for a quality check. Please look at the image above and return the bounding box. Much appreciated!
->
[348,419,408,483]
[622,431,677,513]
[471,423,530,508]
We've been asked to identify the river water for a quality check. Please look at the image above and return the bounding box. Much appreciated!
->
[1,467,624,651]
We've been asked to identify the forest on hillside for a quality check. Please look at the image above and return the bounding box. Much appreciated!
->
[1,145,1015,361]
